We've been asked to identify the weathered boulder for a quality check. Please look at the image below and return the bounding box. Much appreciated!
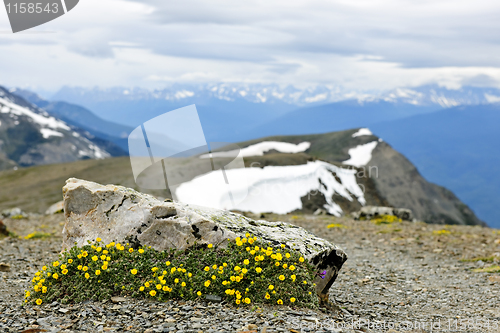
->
[62,178,347,299]
[352,205,414,221]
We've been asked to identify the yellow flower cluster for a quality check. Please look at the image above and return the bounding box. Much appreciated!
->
[27,234,317,308]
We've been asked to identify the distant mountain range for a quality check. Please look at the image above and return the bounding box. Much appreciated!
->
[0,87,125,169]
[5,83,500,228]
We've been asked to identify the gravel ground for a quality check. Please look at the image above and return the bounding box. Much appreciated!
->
[1,214,500,333]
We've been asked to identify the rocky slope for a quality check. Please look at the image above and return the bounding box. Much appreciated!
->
[231,128,484,226]
[0,87,123,170]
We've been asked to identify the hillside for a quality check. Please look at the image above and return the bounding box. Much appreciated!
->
[370,104,500,228]
[0,87,125,170]
[0,128,484,227]
[12,88,132,152]
[233,129,484,226]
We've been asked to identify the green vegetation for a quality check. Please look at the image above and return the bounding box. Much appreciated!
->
[24,232,52,240]
[370,214,402,225]
[26,236,319,308]
[472,265,500,273]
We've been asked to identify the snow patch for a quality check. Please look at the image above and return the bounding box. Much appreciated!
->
[175,90,194,99]
[0,97,70,131]
[40,128,64,139]
[342,141,378,167]
[175,160,365,216]
[484,93,500,103]
[352,128,373,137]
[201,141,311,159]
[305,93,328,103]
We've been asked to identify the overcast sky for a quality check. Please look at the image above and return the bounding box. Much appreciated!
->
[1,0,500,92]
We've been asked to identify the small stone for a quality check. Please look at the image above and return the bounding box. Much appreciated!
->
[205,295,222,303]
[111,296,127,303]
[0,263,10,272]
[489,275,500,283]
[302,317,318,323]
[58,308,69,314]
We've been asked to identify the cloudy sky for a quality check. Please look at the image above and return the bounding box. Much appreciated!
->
[1,0,500,92]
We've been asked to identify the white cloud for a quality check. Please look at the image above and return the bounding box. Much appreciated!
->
[1,0,500,91]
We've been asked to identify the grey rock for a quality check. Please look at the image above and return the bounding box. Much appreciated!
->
[45,201,64,215]
[352,206,413,221]
[61,178,348,297]
[1,207,27,218]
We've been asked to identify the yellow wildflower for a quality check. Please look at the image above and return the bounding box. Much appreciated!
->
[265,293,270,299]
[279,275,285,281]
[68,259,73,264]
[204,280,211,287]
[204,266,210,272]
[52,273,59,280]
[150,290,156,297]
[197,291,202,296]
[36,299,42,305]
[85,273,90,279]
[268,285,274,290]
[52,261,59,267]
[290,297,296,303]
[129,248,134,253]
[131,269,138,275]
[92,256,98,262]
[277,299,283,305]
[138,249,144,254]
[208,244,213,248]
[95,270,101,276]
[62,269,68,275]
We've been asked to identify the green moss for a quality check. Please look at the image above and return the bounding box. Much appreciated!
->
[460,256,499,263]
